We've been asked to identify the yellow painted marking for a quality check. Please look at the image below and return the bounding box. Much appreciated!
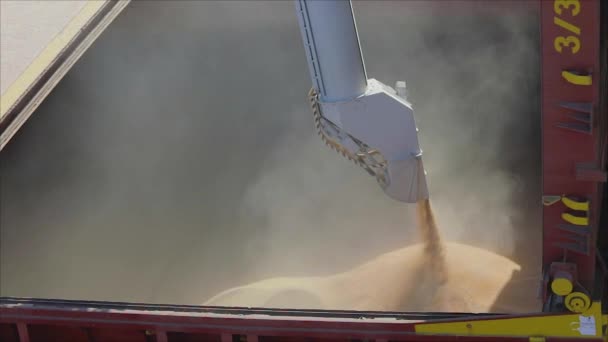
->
[416,302,603,337]
[0,1,106,119]
[562,213,589,226]
[562,71,592,85]
[554,0,581,16]
[529,337,546,342]
[562,196,589,211]
[551,277,573,296]
[565,292,591,313]
[554,36,581,54]
[554,16,581,35]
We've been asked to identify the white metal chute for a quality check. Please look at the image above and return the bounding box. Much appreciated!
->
[295,0,429,203]
[295,0,367,102]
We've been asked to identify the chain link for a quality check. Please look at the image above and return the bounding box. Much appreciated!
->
[308,88,389,187]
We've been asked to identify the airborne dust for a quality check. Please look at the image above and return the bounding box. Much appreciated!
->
[1,1,541,312]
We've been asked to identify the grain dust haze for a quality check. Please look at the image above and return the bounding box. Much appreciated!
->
[1,1,541,312]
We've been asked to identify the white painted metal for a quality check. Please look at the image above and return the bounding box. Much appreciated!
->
[319,79,428,202]
[295,0,367,103]
[296,0,428,202]
[0,1,87,96]
[0,0,130,150]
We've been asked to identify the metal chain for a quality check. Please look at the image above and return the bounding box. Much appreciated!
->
[308,88,389,187]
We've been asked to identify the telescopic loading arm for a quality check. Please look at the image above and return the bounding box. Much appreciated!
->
[295,0,428,203]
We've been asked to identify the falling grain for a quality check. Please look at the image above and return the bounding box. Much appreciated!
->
[416,199,447,284]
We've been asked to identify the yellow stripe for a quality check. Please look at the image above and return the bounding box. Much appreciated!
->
[415,302,604,338]
[562,213,589,226]
[0,1,105,119]
[553,16,581,35]
[561,71,592,86]
[561,196,589,211]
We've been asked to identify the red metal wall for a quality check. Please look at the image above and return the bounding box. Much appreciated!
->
[541,0,604,290]
[0,300,603,342]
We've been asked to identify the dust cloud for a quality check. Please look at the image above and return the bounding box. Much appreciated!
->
[1,1,540,312]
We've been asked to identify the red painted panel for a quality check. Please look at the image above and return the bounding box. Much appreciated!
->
[3,298,606,342]
[87,327,150,342]
[167,331,223,342]
[0,323,19,342]
[541,0,602,289]
[260,338,349,342]
[28,324,89,342]
[19,323,153,342]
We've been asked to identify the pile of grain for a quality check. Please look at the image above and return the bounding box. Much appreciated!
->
[204,200,540,313]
